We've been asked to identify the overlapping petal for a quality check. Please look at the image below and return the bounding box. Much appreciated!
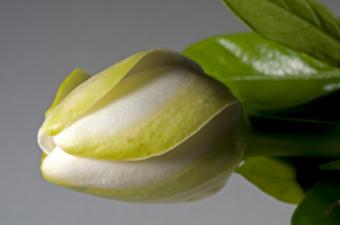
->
[38,49,244,202]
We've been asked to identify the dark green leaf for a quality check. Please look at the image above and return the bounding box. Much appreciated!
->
[236,157,304,204]
[292,176,340,225]
[222,0,340,66]
[305,0,340,39]
[183,33,340,113]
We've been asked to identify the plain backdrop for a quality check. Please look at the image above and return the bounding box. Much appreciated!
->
[1,0,339,225]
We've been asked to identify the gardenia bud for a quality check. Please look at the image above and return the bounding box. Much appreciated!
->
[38,49,244,202]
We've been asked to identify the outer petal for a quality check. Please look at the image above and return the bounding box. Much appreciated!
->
[45,68,90,117]
[42,50,200,136]
[43,50,237,160]
[39,68,91,155]
[41,103,244,202]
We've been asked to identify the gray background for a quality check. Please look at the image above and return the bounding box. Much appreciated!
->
[1,0,339,225]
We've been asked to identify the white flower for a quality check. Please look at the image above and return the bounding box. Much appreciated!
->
[38,49,244,202]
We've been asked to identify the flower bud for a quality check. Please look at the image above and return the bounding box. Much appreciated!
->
[38,49,244,202]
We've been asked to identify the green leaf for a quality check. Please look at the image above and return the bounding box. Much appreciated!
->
[292,176,340,225]
[305,0,340,39]
[183,33,340,113]
[236,157,304,204]
[222,0,340,66]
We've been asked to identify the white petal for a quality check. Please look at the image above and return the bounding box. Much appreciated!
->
[37,128,55,155]
[53,66,192,148]
[41,103,241,190]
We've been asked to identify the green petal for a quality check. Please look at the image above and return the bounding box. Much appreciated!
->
[42,50,204,136]
[47,50,237,160]
[45,68,90,117]
[42,52,146,135]
[41,104,244,202]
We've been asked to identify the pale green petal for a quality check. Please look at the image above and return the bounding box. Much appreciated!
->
[45,50,237,161]
[45,68,90,117]
[39,49,244,201]
[42,50,200,136]
[41,103,244,202]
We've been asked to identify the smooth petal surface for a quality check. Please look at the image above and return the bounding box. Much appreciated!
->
[38,49,245,201]
[40,50,237,160]
[53,66,235,160]
[39,68,91,154]
[45,68,90,117]
[41,103,244,202]
[42,52,146,135]
[42,50,200,136]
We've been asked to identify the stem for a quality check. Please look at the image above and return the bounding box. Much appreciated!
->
[244,116,340,158]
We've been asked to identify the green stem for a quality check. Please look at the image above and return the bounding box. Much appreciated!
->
[244,116,340,158]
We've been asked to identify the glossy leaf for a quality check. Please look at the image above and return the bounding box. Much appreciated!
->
[236,157,304,204]
[183,33,340,113]
[292,176,340,225]
[222,0,340,66]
